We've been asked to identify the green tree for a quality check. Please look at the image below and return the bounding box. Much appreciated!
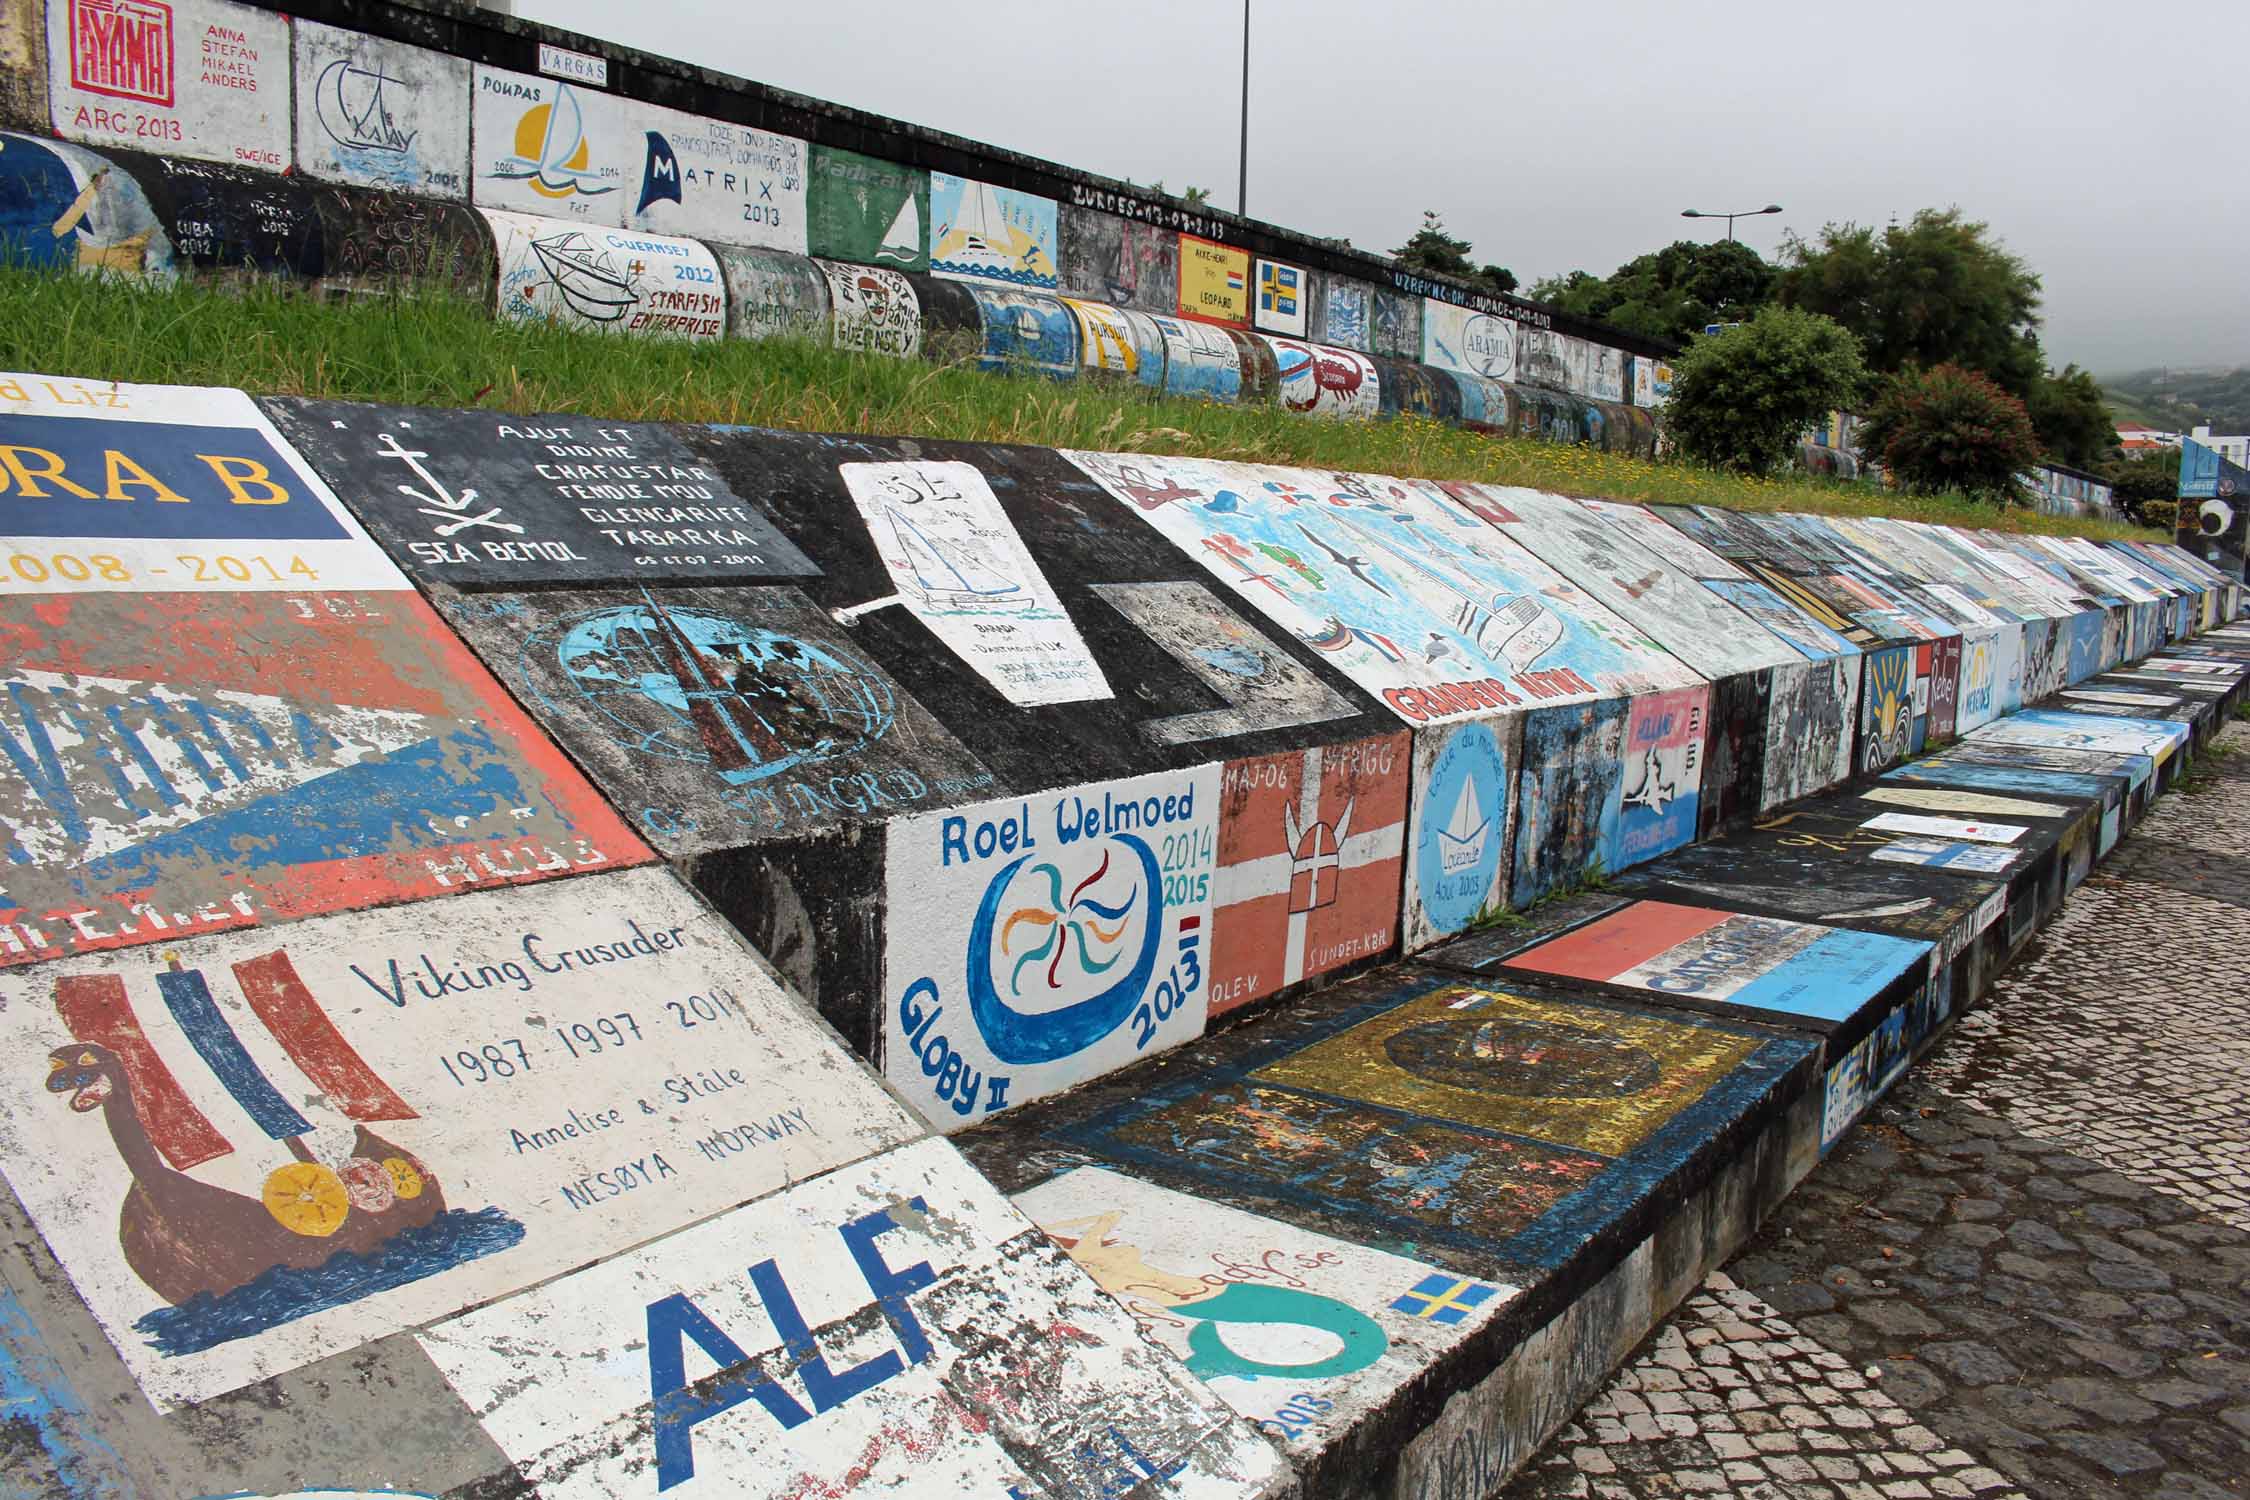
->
[2026,364,2120,470]
[1530,239,1774,345]
[1664,306,1868,475]
[1393,211,1515,297]
[1858,364,2041,501]
[1775,209,2044,396]
[2105,446,2183,526]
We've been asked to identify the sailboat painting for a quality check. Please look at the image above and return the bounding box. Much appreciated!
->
[485,208,724,340]
[292,23,470,197]
[1406,720,1515,946]
[469,66,622,221]
[839,460,1111,707]
[0,869,920,1411]
[929,173,1059,290]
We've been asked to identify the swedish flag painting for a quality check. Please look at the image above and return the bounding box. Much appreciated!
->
[1390,1273,1502,1326]
[1255,259,1308,337]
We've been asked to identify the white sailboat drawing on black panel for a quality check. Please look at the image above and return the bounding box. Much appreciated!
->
[1437,772,1491,875]
[884,508,1025,607]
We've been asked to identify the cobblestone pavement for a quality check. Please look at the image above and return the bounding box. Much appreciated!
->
[1506,723,2250,1500]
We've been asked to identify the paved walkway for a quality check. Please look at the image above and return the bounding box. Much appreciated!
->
[1505,721,2250,1500]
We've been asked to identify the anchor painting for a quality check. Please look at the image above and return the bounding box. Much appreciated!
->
[43,946,521,1358]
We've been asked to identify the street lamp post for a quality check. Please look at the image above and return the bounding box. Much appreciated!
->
[1238,0,1250,216]
[1680,204,1784,241]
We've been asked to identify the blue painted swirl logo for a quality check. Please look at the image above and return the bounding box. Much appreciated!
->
[965,835,1163,1065]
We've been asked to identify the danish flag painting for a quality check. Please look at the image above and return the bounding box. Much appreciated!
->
[1208,732,1410,1018]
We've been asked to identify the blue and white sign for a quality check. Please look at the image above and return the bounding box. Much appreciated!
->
[1405,720,1511,945]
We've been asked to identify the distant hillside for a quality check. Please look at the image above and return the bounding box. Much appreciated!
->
[2103,366,2250,434]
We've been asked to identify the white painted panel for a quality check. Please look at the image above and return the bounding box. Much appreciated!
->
[818,259,920,358]
[470,64,628,223]
[619,95,807,252]
[292,20,470,198]
[421,1136,1289,1499]
[0,868,918,1408]
[884,766,1220,1129]
[0,372,406,592]
[1420,299,1517,381]
[484,208,724,340]
[48,0,289,169]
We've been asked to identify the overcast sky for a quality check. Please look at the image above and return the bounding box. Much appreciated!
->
[520,0,2246,375]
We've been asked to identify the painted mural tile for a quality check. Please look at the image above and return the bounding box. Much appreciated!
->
[1858,785,2073,820]
[292,22,469,199]
[818,258,921,358]
[1420,301,1518,382]
[49,0,288,170]
[1057,205,1176,312]
[1916,739,2156,793]
[1856,643,1926,773]
[928,172,1057,290]
[1588,345,1627,404]
[1086,580,1362,746]
[0,375,400,593]
[1822,976,1949,1151]
[1055,973,1814,1268]
[1512,698,1629,907]
[263,398,817,589]
[433,585,992,858]
[0,129,177,281]
[1017,1165,1518,1453]
[966,287,1078,378]
[419,1136,1288,1499]
[710,242,831,342]
[0,867,919,1410]
[884,766,1219,1131]
[1615,686,1709,868]
[1611,843,2004,953]
[469,67,627,223]
[1501,900,1931,1030]
[1867,837,2021,875]
[484,208,724,340]
[1066,298,1166,386]
[1969,707,2189,761]
[805,144,926,271]
[1370,290,1422,360]
[620,99,806,253]
[1251,257,1308,337]
[311,181,492,301]
[1320,279,1373,352]
[1403,715,1520,949]
[1882,759,2123,803]
[1207,733,1406,1017]
[839,459,1110,707]
[1178,233,1250,326]
[1859,812,2026,845]
[1761,656,1861,810]
[1259,335,1379,421]
[1064,452,1697,730]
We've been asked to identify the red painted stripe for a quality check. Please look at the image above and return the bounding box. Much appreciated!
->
[52,972,232,1169]
[1502,901,1733,983]
[233,950,418,1123]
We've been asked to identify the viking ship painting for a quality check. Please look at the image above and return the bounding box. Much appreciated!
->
[43,949,523,1356]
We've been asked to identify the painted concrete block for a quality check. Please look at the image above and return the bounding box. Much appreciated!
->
[1445,370,1511,432]
[1320,276,1375,353]
[1761,655,1860,811]
[998,970,1816,1274]
[930,171,1057,290]
[263,397,816,589]
[485,208,723,339]
[805,143,926,271]
[1252,256,1309,337]
[122,150,321,277]
[1499,899,1932,1043]
[1057,203,1175,312]
[0,128,177,278]
[1511,699,1627,906]
[839,456,1110,706]
[1647,505,1892,650]
[0,866,920,1410]
[433,585,994,856]
[1016,1166,1519,1462]
[1066,297,1167,388]
[1065,454,1700,729]
[1368,290,1421,361]
[1421,301,1517,382]
[818,257,921,358]
[1402,715,1521,950]
[1151,313,1244,400]
[710,241,831,342]
[619,99,806,253]
[1926,634,1963,742]
[0,0,48,131]
[1821,973,1949,1151]
[470,66,626,223]
[1210,733,1409,1017]
[1696,668,1771,837]
[418,1136,1289,1498]
[1259,335,1379,421]
[1631,355,1673,408]
[292,20,469,199]
[883,765,1220,1130]
[1615,684,1711,867]
[1857,642,1929,774]
[1177,232,1250,327]
[48,0,288,169]
[967,286,1079,377]
[1588,344,1626,404]
[1954,628,2018,731]
[310,182,492,300]
[1969,706,2190,763]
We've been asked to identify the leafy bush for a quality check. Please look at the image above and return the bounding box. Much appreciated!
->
[1663,306,1868,474]
[1858,364,2041,502]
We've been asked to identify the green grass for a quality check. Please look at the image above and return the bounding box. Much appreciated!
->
[0,267,2160,541]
